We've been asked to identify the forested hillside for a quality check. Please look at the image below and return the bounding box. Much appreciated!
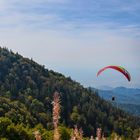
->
[0,47,140,139]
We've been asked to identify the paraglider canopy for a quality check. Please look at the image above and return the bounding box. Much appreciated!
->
[97,65,131,82]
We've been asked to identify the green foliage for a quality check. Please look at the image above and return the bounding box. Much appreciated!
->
[33,124,53,140]
[0,117,12,136]
[59,126,71,140]
[6,124,34,140]
[0,117,34,140]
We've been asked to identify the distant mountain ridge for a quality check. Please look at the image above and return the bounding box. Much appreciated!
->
[98,86,140,104]
[97,86,140,115]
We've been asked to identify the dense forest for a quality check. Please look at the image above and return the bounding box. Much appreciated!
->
[0,47,140,139]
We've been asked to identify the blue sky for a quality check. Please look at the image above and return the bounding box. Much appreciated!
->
[0,0,140,88]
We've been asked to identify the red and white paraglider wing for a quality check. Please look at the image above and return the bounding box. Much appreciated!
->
[97,66,131,82]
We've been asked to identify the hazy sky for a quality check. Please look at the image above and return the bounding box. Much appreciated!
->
[0,0,140,88]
